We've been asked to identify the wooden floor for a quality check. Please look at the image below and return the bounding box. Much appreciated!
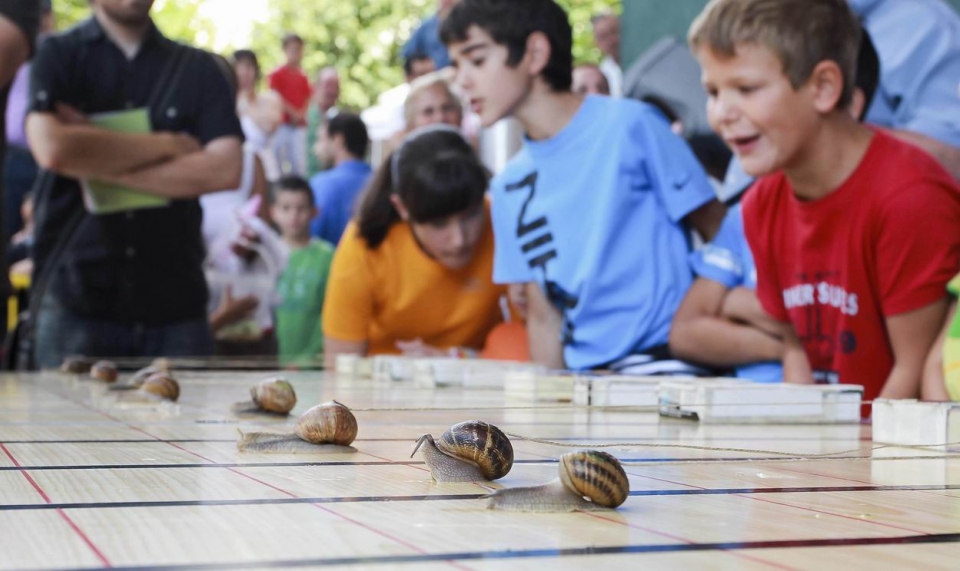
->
[2,368,959,570]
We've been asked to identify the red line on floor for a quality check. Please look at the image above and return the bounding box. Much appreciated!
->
[0,443,112,567]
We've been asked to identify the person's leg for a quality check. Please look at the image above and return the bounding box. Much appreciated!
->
[141,318,214,360]
[34,295,134,368]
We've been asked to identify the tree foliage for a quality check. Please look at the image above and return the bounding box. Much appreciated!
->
[250,0,620,111]
[53,0,217,48]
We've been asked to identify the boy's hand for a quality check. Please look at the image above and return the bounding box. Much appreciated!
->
[508,284,529,320]
[54,103,88,125]
[210,285,258,331]
[396,338,447,358]
[165,132,202,157]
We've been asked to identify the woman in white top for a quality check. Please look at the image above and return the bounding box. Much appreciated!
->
[233,49,283,181]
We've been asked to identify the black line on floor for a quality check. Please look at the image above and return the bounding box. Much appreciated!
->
[0,453,935,472]
[58,532,960,570]
[3,484,959,512]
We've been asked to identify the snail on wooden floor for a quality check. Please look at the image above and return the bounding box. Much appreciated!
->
[61,356,94,374]
[90,361,119,383]
[139,373,180,402]
[486,450,629,512]
[109,358,172,392]
[231,378,297,415]
[236,401,358,453]
[411,420,513,482]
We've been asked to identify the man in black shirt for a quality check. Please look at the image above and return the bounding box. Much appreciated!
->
[26,0,243,367]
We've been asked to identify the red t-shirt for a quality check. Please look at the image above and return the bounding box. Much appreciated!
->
[268,65,311,126]
[743,130,960,403]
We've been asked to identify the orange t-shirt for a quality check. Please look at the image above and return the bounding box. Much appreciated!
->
[323,207,506,355]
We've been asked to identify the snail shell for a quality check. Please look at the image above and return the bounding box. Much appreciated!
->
[250,378,297,414]
[294,401,357,445]
[437,421,513,480]
[140,373,180,402]
[558,450,629,508]
[90,360,119,383]
[487,450,629,512]
[61,356,93,374]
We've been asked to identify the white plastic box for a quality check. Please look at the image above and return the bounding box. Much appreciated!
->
[504,370,579,402]
[573,374,662,407]
[658,379,863,424]
[872,399,960,447]
[334,354,373,378]
[371,355,416,382]
[413,359,546,389]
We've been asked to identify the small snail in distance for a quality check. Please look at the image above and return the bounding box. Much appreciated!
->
[139,373,180,402]
[90,360,119,383]
[236,401,358,453]
[487,450,629,512]
[61,356,93,374]
[411,420,513,482]
[232,378,297,415]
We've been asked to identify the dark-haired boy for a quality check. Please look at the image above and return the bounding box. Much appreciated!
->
[690,0,960,404]
[272,176,335,367]
[442,0,726,371]
[309,112,372,245]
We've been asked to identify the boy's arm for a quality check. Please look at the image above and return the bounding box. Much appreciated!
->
[26,111,199,179]
[721,286,784,338]
[922,299,954,401]
[683,199,727,242]
[882,298,949,399]
[97,136,243,199]
[779,324,814,385]
[670,278,784,367]
[525,282,565,369]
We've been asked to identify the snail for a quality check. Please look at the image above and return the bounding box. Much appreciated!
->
[231,378,297,415]
[411,421,513,482]
[138,373,180,402]
[90,360,119,383]
[109,358,172,392]
[487,450,630,512]
[236,401,358,454]
[60,356,94,374]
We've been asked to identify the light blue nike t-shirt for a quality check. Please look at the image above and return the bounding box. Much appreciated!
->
[689,204,783,383]
[490,95,715,369]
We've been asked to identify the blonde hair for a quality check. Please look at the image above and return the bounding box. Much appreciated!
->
[688,0,861,108]
[403,72,464,128]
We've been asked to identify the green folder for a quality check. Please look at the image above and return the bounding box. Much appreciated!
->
[81,108,171,214]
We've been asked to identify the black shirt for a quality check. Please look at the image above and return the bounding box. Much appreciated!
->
[29,17,243,324]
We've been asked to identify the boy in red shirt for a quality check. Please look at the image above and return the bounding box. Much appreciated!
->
[690,0,960,406]
[269,33,312,176]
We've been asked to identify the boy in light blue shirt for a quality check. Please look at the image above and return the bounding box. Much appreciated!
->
[670,205,783,382]
[442,0,725,371]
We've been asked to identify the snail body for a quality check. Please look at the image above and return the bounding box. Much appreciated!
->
[90,361,119,383]
[487,450,629,512]
[412,421,513,482]
[139,373,180,402]
[246,378,297,414]
[236,401,358,454]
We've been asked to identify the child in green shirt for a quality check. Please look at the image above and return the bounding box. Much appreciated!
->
[271,176,335,367]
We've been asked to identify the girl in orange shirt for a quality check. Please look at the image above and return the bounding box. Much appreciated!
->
[322,126,508,367]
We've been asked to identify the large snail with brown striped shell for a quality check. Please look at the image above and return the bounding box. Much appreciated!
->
[411,421,513,482]
[236,401,358,453]
[487,450,629,512]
